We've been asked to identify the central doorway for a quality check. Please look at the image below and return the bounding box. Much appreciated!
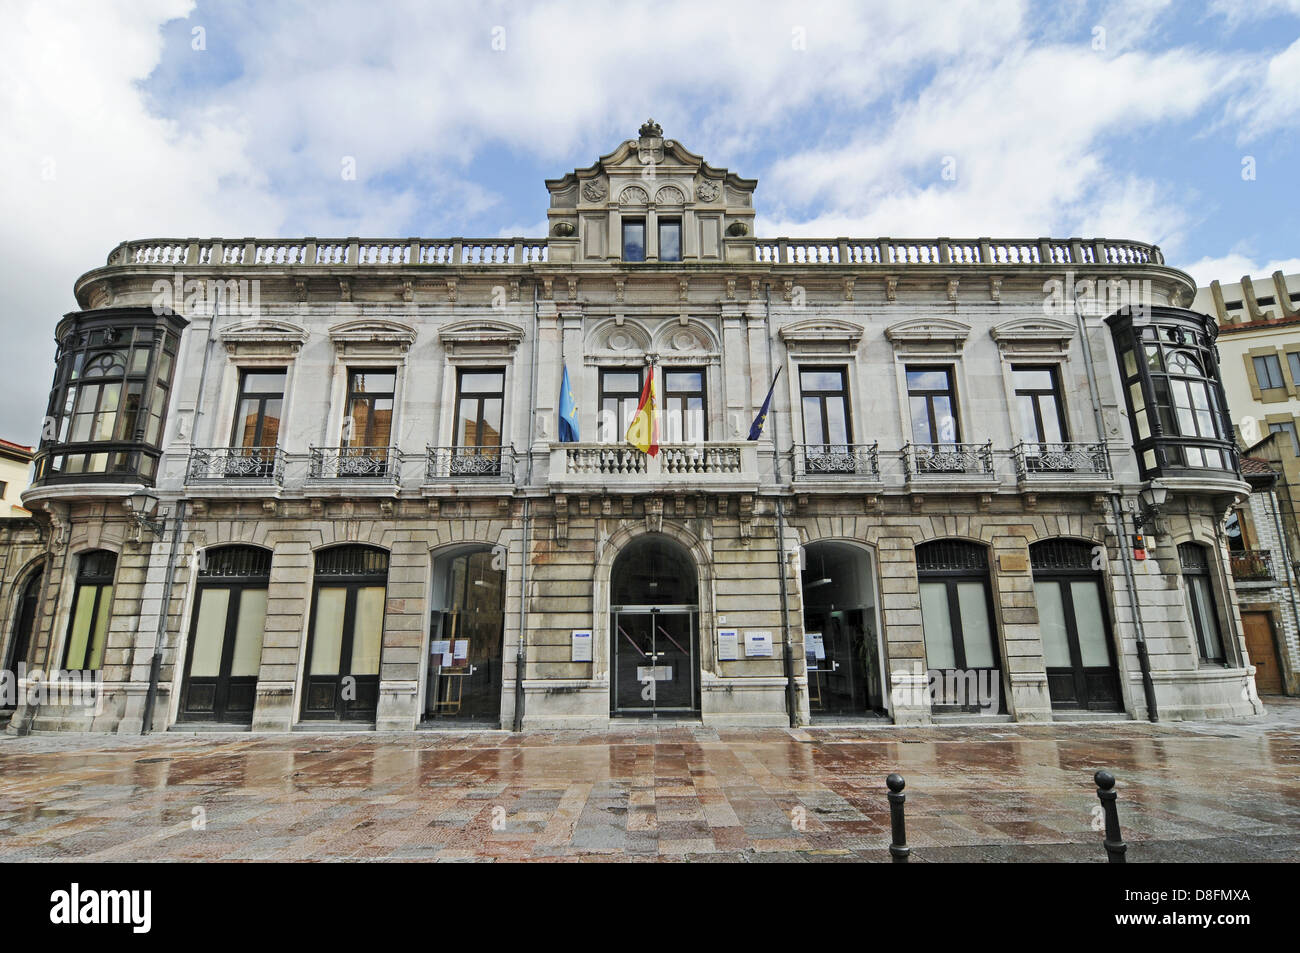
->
[609,535,700,717]
[423,545,506,725]
[801,541,886,718]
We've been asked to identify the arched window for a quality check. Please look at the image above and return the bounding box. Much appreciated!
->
[1179,543,1225,663]
[916,540,1002,711]
[3,567,44,695]
[63,550,117,671]
[35,308,186,485]
[302,545,389,721]
[1107,307,1237,479]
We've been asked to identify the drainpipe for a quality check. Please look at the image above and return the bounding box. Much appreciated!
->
[1072,288,1158,721]
[512,280,540,732]
[763,283,797,727]
[141,500,186,733]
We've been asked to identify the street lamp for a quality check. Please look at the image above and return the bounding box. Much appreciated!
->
[124,490,167,537]
[1133,481,1169,532]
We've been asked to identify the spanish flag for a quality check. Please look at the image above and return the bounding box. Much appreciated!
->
[625,371,659,457]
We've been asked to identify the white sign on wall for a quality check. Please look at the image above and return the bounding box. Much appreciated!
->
[717,629,739,661]
[744,630,773,658]
[571,629,593,662]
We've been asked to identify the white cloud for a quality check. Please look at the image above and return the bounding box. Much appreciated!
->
[1176,253,1300,288]
[1229,36,1300,140]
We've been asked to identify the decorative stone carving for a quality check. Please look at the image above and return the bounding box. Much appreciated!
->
[645,496,663,534]
[620,186,649,205]
[639,118,663,138]
[294,279,309,303]
[581,180,606,202]
[339,278,352,302]
[552,221,576,237]
[655,185,684,205]
[696,180,720,202]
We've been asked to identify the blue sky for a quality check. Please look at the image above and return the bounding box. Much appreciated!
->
[2,0,1299,441]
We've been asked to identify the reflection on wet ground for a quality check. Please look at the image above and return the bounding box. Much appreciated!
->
[0,699,1296,862]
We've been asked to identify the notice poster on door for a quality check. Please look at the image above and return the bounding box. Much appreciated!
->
[453,640,469,663]
[431,640,453,667]
[744,631,773,658]
[571,629,593,662]
[807,632,825,660]
[717,629,739,661]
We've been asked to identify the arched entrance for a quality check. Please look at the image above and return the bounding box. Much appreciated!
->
[3,566,43,711]
[801,541,886,718]
[609,535,700,716]
[423,545,506,724]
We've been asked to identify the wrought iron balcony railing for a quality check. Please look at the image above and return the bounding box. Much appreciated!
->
[792,443,879,478]
[901,442,994,476]
[426,445,515,481]
[1012,442,1110,478]
[186,446,286,484]
[1230,549,1274,582]
[309,446,400,483]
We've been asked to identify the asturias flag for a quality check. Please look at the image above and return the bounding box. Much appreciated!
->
[625,371,659,457]
[747,367,782,440]
[558,364,579,443]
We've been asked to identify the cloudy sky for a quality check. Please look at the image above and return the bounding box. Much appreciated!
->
[2,0,1298,442]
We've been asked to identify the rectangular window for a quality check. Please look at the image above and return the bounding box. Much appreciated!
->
[599,369,643,443]
[1269,420,1300,456]
[231,369,286,448]
[1012,364,1068,444]
[906,366,959,445]
[1253,354,1285,390]
[658,219,682,262]
[622,219,646,262]
[454,369,505,449]
[343,369,395,447]
[63,555,117,672]
[799,367,851,448]
[663,368,706,442]
[1288,352,1300,387]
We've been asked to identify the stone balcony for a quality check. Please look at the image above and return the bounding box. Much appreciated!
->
[547,442,761,493]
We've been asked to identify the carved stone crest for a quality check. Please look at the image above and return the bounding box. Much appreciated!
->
[695,180,720,202]
[637,119,664,164]
[581,179,606,202]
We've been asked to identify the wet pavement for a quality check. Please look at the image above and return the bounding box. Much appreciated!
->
[0,699,1297,862]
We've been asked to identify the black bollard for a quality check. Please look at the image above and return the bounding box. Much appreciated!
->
[886,773,910,863]
[1094,770,1127,863]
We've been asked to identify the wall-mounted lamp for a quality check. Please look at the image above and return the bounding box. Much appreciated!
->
[1133,481,1169,533]
[124,490,168,538]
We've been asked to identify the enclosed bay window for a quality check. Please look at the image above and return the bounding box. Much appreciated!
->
[63,550,117,671]
[1179,543,1226,664]
[35,308,187,486]
[1107,307,1238,479]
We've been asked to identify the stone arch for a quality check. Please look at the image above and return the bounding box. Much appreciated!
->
[592,520,715,679]
[586,317,652,355]
[650,318,720,354]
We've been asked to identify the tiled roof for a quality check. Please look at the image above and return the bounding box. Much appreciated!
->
[1239,456,1278,477]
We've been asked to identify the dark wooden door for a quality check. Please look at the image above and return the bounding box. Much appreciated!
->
[1242,611,1283,694]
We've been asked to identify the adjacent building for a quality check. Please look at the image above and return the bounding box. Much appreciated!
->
[4,123,1265,733]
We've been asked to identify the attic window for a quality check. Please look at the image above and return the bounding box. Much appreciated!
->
[623,219,646,262]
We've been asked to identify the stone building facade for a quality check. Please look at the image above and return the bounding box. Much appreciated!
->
[7,124,1265,733]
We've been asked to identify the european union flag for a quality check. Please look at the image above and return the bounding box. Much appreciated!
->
[747,368,782,440]
[558,364,580,443]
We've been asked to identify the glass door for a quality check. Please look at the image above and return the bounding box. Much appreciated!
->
[611,607,698,715]
[1034,576,1121,711]
[302,583,384,720]
[179,584,266,723]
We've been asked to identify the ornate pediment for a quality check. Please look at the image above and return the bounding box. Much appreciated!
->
[586,318,651,357]
[220,319,308,357]
[778,318,864,353]
[328,319,416,355]
[885,317,971,356]
[990,316,1076,357]
[437,319,524,354]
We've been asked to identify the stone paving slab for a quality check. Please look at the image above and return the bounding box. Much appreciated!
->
[0,699,1296,862]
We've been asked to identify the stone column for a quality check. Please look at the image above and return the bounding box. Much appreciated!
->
[252,540,312,731]
[376,537,428,731]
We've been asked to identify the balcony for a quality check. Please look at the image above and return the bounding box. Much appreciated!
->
[549,442,759,491]
[426,445,516,483]
[1012,442,1110,478]
[186,447,285,485]
[791,443,880,481]
[1230,549,1274,582]
[901,442,994,478]
[309,446,401,485]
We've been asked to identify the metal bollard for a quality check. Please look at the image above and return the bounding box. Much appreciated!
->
[1094,769,1127,863]
[886,773,910,863]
